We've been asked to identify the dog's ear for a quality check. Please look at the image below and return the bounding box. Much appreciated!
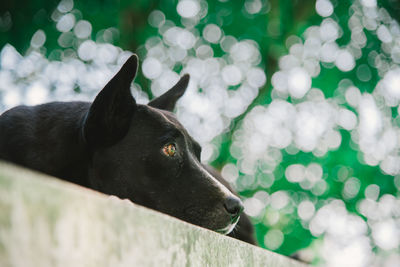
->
[148,74,190,111]
[83,54,138,149]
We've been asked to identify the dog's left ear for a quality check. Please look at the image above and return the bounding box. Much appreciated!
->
[148,74,190,111]
[83,55,138,149]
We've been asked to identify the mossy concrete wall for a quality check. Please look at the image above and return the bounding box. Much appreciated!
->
[0,161,307,267]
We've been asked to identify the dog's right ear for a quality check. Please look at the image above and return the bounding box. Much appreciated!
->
[83,55,138,149]
[148,74,190,111]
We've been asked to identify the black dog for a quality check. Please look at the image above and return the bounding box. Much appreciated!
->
[0,54,248,236]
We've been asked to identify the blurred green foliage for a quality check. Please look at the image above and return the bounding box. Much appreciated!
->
[1,0,400,265]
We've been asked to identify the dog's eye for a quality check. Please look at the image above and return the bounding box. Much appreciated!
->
[162,143,177,157]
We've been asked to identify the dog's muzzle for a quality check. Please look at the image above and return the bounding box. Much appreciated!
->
[217,196,243,235]
[216,215,241,235]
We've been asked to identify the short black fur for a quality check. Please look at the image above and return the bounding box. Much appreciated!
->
[0,54,256,243]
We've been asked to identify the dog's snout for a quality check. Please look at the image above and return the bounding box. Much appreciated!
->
[223,196,244,219]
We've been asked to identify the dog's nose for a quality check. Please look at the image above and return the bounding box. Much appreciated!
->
[224,196,244,219]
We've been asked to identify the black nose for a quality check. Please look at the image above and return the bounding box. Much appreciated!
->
[224,196,244,219]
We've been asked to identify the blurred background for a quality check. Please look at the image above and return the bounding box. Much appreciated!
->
[1,0,400,266]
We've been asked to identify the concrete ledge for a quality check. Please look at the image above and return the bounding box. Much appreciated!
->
[0,161,307,267]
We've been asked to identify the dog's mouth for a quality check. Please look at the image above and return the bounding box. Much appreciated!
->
[215,215,241,235]
[181,204,242,235]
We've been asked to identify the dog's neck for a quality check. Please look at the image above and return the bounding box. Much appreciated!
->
[0,101,92,187]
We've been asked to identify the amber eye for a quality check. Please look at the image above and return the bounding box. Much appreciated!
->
[162,143,177,157]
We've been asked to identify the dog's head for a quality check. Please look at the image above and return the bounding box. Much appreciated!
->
[82,55,243,234]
